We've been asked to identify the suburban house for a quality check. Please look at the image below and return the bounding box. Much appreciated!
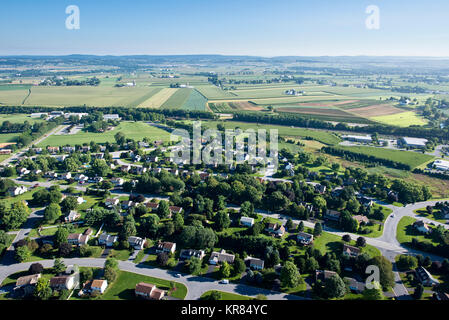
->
[344,277,365,293]
[297,232,314,245]
[169,206,183,215]
[315,184,327,194]
[61,172,72,180]
[121,200,135,210]
[128,236,146,250]
[353,215,369,225]
[15,274,41,295]
[111,177,125,186]
[67,233,90,246]
[50,274,77,291]
[342,244,361,257]
[120,165,131,173]
[9,186,28,197]
[415,267,440,286]
[135,282,165,300]
[413,220,431,234]
[98,233,118,247]
[247,257,265,270]
[47,146,60,154]
[265,223,285,237]
[65,210,81,222]
[240,216,255,227]
[156,241,176,254]
[324,210,341,222]
[179,249,205,260]
[145,202,160,211]
[105,198,120,208]
[80,279,108,295]
[315,270,337,282]
[209,249,235,265]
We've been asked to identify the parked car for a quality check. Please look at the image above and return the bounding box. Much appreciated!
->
[174,273,182,278]
[219,279,229,284]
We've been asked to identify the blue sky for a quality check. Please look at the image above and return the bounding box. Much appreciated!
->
[1,0,449,56]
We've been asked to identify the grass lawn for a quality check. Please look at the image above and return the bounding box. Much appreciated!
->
[37,121,170,147]
[108,249,131,261]
[371,111,428,127]
[414,208,448,224]
[200,290,252,300]
[100,270,187,300]
[313,231,381,258]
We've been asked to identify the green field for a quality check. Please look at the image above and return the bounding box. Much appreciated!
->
[206,121,341,145]
[37,122,170,147]
[328,145,434,169]
[181,89,208,111]
[396,216,438,248]
[371,111,428,127]
[100,270,187,300]
[161,88,193,109]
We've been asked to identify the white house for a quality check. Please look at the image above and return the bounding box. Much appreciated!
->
[413,220,431,234]
[433,159,449,171]
[297,232,314,245]
[9,186,28,197]
[240,216,255,227]
[98,233,118,247]
[65,210,81,222]
[128,236,146,250]
[89,279,108,294]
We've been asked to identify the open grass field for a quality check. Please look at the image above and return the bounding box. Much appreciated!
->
[137,88,177,108]
[196,85,236,100]
[371,111,428,127]
[37,121,170,147]
[0,133,21,143]
[0,113,45,124]
[100,270,187,300]
[329,145,434,169]
[205,121,341,145]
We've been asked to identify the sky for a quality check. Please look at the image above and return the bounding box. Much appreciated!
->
[1,0,449,57]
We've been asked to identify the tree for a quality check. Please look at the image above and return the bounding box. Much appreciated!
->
[0,201,30,231]
[219,261,231,279]
[104,266,117,283]
[280,261,300,288]
[397,255,418,271]
[157,200,170,219]
[413,283,424,300]
[362,282,385,300]
[207,290,222,300]
[53,258,66,274]
[58,242,72,257]
[264,246,280,268]
[324,274,346,299]
[313,222,323,237]
[54,226,69,248]
[213,210,230,231]
[29,263,44,274]
[369,256,395,290]
[342,234,351,242]
[356,237,367,247]
[34,278,52,300]
[254,294,267,300]
[173,212,184,231]
[188,256,202,275]
[44,203,62,224]
[298,221,304,232]
[157,252,169,267]
[15,245,31,262]
[234,257,246,275]
[305,257,319,273]
[60,196,78,213]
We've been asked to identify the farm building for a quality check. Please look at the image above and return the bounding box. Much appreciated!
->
[399,137,428,149]
[433,159,449,171]
[341,135,373,143]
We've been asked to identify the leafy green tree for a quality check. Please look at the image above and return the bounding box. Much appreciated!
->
[219,261,231,279]
[213,210,230,231]
[362,282,385,300]
[15,245,31,262]
[397,255,418,271]
[234,257,246,275]
[0,201,30,231]
[44,203,62,224]
[157,201,170,219]
[54,226,69,248]
[369,256,395,290]
[313,222,323,237]
[280,261,301,288]
[188,256,202,275]
[53,258,66,274]
[60,196,78,213]
[324,274,346,299]
[413,283,424,300]
[34,278,52,300]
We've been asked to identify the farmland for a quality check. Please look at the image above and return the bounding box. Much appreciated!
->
[371,111,429,127]
[205,121,341,145]
[137,88,177,108]
[160,88,192,109]
[37,122,171,147]
[325,145,434,169]
[180,89,208,111]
